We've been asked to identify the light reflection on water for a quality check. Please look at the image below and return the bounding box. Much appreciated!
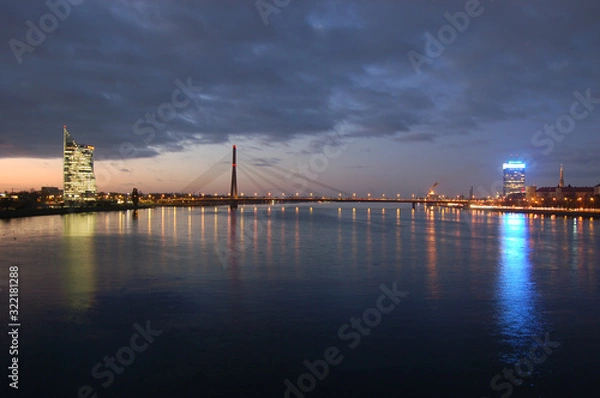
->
[497,213,542,362]
[0,203,598,396]
[62,214,97,316]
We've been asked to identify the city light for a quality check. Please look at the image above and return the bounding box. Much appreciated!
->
[503,162,526,169]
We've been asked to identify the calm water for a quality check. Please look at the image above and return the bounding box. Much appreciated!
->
[1,203,599,397]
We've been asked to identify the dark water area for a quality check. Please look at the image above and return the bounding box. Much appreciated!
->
[1,203,598,397]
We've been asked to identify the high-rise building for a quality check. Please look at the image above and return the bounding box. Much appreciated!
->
[63,126,96,204]
[502,160,526,196]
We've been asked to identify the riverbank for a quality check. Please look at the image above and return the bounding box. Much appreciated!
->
[470,205,600,218]
[0,204,152,219]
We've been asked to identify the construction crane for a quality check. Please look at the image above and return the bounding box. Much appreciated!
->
[428,182,438,195]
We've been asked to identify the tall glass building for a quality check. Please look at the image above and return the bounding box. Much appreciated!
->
[502,161,526,196]
[63,126,96,204]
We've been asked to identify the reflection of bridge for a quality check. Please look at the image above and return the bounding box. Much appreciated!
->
[180,145,469,210]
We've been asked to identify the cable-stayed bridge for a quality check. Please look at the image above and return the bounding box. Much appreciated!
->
[176,146,469,210]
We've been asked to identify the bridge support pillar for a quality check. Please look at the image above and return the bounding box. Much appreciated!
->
[412,201,416,210]
[230,145,238,210]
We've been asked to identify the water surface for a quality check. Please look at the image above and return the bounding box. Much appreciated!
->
[1,203,598,397]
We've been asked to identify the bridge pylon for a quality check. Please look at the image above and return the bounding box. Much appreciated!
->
[230,145,238,209]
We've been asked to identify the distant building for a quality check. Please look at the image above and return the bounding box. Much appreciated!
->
[559,164,564,188]
[41,187,61,196]
[503,160,526,196]
[63,126,96,204]
[536,185,595,201]
[525,185,537,201]
[535,165,599,203]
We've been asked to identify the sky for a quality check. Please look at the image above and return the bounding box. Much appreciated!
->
[1,0,599,197]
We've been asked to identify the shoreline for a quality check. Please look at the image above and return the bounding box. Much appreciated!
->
[2,202,599,220]
[0,205,150,220]
[469,205,599,218]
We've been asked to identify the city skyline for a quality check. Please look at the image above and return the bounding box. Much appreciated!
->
[1,1,599,195]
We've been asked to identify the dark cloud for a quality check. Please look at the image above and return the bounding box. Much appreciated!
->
[393,132,438,143]
[1,0,599,168]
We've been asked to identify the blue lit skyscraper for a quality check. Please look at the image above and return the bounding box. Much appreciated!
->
[502,161,526,196]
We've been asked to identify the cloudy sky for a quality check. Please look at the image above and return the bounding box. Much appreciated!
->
[1,0,599,196]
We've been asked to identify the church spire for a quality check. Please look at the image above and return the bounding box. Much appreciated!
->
[559,164,564,188]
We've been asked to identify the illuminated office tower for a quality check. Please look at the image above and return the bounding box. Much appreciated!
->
[502,160,526,196]
[63,125,96,204]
